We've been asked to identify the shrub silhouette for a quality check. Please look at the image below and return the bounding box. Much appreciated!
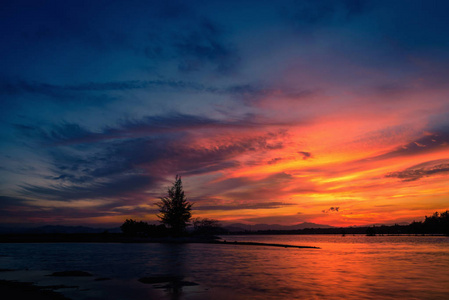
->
[120,219,167,237]
[192,217,227,236]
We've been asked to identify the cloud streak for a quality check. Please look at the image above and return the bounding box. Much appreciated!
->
[11,113,288,207]
[174,19,240,74]
[386,160,449,182]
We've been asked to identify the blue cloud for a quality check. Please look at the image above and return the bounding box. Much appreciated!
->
[20,174,156,201]
[10,113,286,203]
[174,19,240,74]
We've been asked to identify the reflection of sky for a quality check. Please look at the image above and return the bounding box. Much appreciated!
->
[1,0,449,226]
[1,237,448,299]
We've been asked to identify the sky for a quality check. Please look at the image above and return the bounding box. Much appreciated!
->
[1,0,449,227]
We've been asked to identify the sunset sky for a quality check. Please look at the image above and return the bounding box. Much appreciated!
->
[1,0,449,227]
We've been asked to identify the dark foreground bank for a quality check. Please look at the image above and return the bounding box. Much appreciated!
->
[0,279,70,300]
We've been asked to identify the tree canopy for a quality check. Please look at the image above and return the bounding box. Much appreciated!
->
[156,175,192,236]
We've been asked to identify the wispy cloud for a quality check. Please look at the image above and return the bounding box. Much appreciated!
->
[20,174,156,201]
[174,19,240,74]
[283,0,367,29]
[362,130,449,162]
[12,114,288,205]
[14,113,272,146]
[0,78,278,103]
[386,160,449,182]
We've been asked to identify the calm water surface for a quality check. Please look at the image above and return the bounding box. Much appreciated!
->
[1,235,448,299]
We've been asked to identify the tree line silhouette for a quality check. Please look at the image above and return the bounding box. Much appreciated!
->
[237,210,449,236]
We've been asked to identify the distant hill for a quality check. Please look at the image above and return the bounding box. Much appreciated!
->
[0,225,121,234]
[224,222,333,232]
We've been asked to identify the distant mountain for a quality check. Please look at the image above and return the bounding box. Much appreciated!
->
[28,225,122,234]
[0,225,121,234]
[224,222,334,232]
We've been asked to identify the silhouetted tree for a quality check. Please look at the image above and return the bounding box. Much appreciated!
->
[156,175,192,236]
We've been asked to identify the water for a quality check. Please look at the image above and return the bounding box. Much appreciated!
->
[1,235,448,299]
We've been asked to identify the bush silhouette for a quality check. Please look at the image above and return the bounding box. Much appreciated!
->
[192,217,227,236]
[120,219,167,237]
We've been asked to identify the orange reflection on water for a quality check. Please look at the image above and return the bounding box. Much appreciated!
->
[203,235,449,299]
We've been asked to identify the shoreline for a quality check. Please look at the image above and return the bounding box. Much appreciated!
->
[211,240,319,248]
